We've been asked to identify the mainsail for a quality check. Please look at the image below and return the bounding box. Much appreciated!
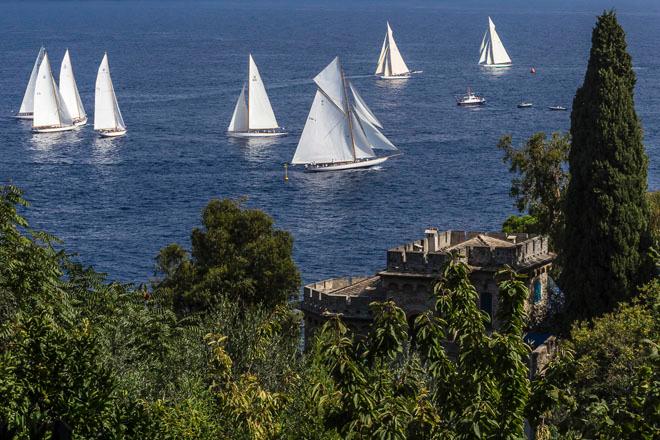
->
[33,52,73,129]
[59,49,86,122]
[292,57,398,165]
[18,47,46,117]
[94,53,126,131]
[479,17,512,66]
[375,22,410,77]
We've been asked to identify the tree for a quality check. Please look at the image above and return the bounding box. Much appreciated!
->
[528,279,659,439]
[560,11,651,322]
[498,132,570,246]
[155,198,300,314]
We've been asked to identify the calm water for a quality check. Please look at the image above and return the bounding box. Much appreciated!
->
[1,0,659,284]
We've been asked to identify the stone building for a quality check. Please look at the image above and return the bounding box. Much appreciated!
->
[301,228,555,341]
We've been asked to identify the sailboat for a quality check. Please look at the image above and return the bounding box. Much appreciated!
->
[32,51,76,133]
[478,17,512,67]
[227,54,286,138]
[59,49,87,126]
[292,57,399,172]
[375,22,413,79]
[16,47,45,119]
[94,53,127,137]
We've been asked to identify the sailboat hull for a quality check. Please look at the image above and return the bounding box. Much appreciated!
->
[32,125,77,133]
[227,130,287,138]
[14,113,34,120]
[304,156,390,172]
[479,63,512,68]
[98,129,127,138]
[377,73,412,80]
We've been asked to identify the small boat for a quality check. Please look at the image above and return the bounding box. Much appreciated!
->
[548,106,567,111]
[375,22,414,80]
[16,47,45,119]
[59,49,87,127]
[292,57,400,172]
[456,88,486,106]
[479,17,512,67]
[227,54,286,138]
[518,102,533,108]
[94,53,127,138]
[530,67,536,74]
[32,51,76,133]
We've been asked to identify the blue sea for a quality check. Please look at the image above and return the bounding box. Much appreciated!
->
[1,0,658,284]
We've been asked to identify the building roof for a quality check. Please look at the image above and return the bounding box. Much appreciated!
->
[446,234,516,251]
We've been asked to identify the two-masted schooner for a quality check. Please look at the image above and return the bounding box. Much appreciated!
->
[94,53,127,137]
[375,22,413,79]
[32,51,76,133]
[478,17,512,67]
[59,49,87,126]
[16,47,45,119]
[227,54,286,138]
[292,57,399,172]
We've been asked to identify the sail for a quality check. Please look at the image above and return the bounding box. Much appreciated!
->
[292,90,354,165]
[19,47,45,114]
[385,22,410,75]
[349,82,382,129]
[33,52,73,128]
[247,55,279,130]
[59,49,86,120]
[350,112,376,159]
[375,35,388,75]
[94,53,126,131]
[479,17,511,65]
[228,84,248,132]
[354,109,398,151]
[313,57,346,112]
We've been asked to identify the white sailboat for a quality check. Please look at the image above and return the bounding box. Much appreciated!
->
[94,53,127,137]
[375,22,412,79]
[479,17,512,67]
[59,49,87,126]
[227,54,286,138]
[292,57,399,172]
[32,51,76,133]
[16,47,45,119]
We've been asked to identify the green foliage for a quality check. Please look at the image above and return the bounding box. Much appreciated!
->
[154,198,300,314]
[560,10,652,322]
[529,280,660,439]
[649,191,660,243]
[502,214,540,234]
[498,132,570,246]
[308,259,532,439]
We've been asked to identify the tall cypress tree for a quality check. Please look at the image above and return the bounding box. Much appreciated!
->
[560,11,650,322]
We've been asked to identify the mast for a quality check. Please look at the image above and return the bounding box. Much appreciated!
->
[341,66,357,161]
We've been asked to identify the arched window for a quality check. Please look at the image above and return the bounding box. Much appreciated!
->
[533,279,543,303]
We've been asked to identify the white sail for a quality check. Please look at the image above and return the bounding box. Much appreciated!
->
[228,84,248,132]
[349,82,382,128]
[292,90,354,165]
[33,52,73,129]
[247,55,279,130]
[354,109,398,151]
[94,53,126,131]
[350,112,376,159]
[375,22,410,76]
[18,47,45,115]
[313,57,346,112]
[479,17,512,66]
[59,49,86,121]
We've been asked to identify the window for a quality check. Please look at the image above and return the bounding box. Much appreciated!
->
[480,292,492,319]
[533,279,543,303]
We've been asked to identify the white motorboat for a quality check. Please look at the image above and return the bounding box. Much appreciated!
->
[456,88,486,106]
